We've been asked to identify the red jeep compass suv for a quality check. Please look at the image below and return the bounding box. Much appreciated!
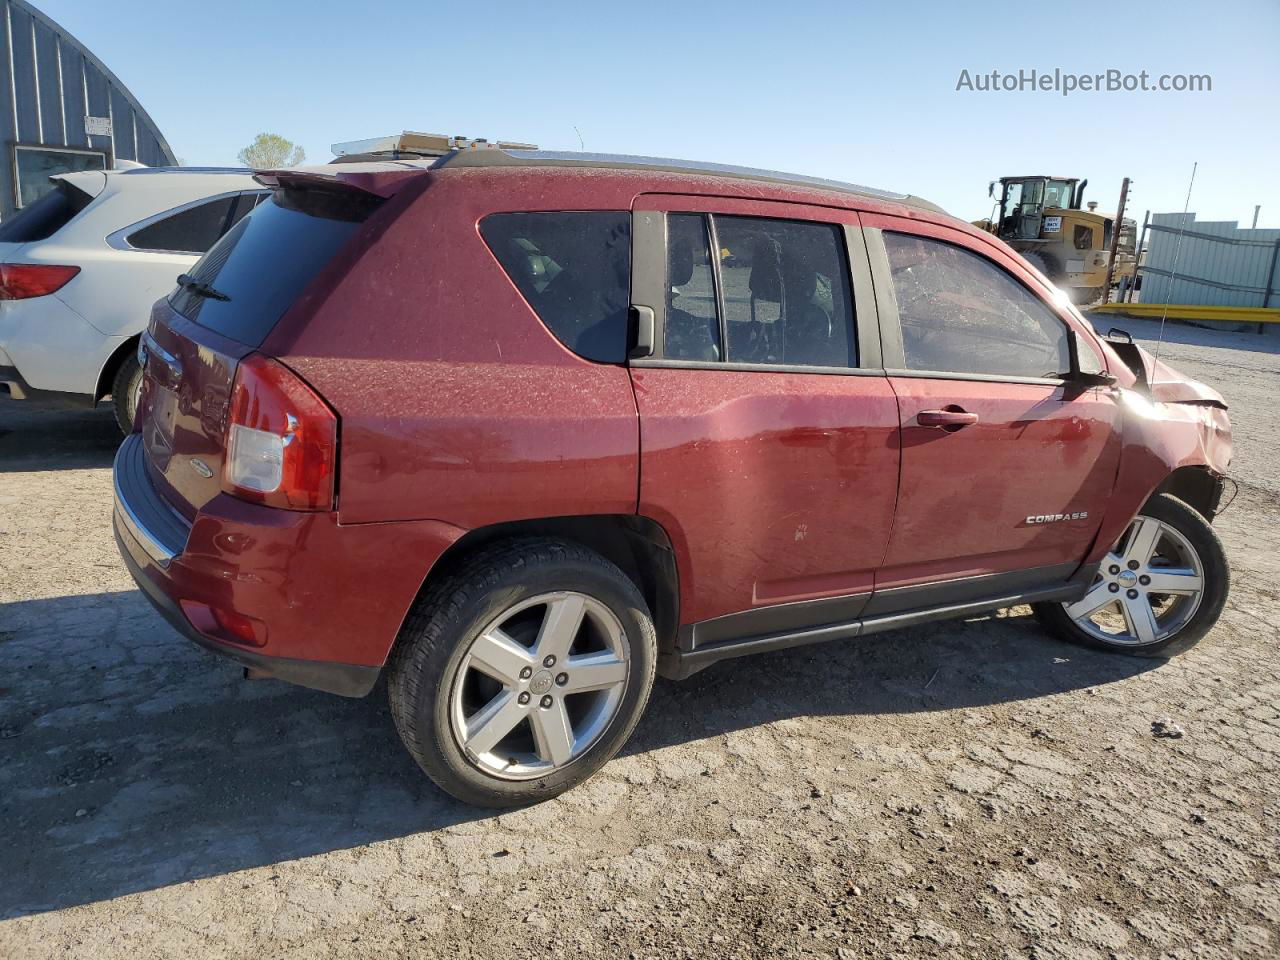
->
[113,149,1232,806]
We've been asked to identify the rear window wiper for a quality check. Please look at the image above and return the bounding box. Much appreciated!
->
[176,273,231,302]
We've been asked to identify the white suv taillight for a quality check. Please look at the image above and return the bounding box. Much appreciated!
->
[222,354,337,510]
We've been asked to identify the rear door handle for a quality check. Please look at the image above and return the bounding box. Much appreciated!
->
[917,407,979,429]
[629,304,656,359]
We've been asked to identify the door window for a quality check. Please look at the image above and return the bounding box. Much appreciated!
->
[665,214,721,361]
[664,213,855,368]
[882,232,1072,379]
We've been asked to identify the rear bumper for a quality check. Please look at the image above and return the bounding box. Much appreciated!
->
[0,362,89,406]
[112,433,463,697]
[115,520,380,697]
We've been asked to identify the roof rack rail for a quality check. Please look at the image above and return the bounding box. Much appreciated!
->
[429,148,944,214]
[330,131,537,163]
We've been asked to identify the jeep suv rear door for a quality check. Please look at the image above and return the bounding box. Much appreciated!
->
[629,196,900,646]
[862,215,1121,609]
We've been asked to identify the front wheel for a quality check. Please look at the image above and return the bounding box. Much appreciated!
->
[387,539,657,807]
[1034,493,1229,657]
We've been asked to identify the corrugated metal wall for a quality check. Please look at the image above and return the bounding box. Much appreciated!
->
[1142,212,1280,308]
[0,0,176,218]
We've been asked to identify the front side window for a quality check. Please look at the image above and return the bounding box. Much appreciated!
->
[481,212,631,364]
[664,213,855,368]
[882,232,1072,380]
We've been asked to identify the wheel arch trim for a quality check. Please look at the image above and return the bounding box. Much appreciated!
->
[94,332,142,403]
[391,513,682,667]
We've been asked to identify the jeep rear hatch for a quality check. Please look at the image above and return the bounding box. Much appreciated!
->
[138,171,399,520]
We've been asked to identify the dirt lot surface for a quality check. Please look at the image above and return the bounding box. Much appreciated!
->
[2,318,1278,959]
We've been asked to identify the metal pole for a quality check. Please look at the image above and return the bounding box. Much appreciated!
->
[1125,209,1150,304]
[1101,177,1130,305]
[1252,205,1261,229]
[1261,237,1280,334]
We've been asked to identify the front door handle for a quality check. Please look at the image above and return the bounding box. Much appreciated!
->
[917,407,979,429]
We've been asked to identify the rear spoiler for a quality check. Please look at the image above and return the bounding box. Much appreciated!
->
[253,163,429,199]
[51,169,108,200]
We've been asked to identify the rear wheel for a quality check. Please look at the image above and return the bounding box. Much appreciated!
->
[387,539,657,807]
[110,353,143,434]
[1034,494,1228,657]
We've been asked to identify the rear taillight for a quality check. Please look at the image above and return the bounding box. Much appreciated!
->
[222,354,337,511]
[0,263,80,299]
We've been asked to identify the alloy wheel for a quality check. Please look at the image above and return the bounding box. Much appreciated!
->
[1064,514,1205,646]
[448,591,630,780]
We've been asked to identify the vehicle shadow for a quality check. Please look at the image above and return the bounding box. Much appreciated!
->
[630,610,1156,758]
[0,589,1156,919]
[0,396,121,472]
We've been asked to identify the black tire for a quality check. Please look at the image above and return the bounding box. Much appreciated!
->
[1033,493,1229,658]
[386,538,657,807]
[110,352,143,435]
[1018,249,1059,281]
[1071,285,1105,306]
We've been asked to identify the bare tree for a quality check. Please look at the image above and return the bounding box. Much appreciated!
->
[237,133,306,169]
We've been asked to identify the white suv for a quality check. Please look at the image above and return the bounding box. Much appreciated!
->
[0,167,265,431]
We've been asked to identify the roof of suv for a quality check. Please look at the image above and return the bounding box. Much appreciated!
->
[428,148,947,215]
[266,149,948,217]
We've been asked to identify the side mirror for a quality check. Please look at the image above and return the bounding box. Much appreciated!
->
[988,181,996,199]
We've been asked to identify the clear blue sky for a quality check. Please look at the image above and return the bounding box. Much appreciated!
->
[38,0,1280,226]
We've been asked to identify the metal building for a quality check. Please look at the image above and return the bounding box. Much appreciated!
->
[1141,212,1280,310]
[0,0,176,219]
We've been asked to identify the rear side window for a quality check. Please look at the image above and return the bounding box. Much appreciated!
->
[665,213,855,368]
[170,186,377,347]
[0,182,93,243]
[481,212,631,364]
[882,232,1071,379]
[127,193,264,255]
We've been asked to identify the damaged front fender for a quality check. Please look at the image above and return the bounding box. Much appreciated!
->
[1083,383,1232,567]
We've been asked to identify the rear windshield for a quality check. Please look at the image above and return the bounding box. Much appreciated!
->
[0,181,93,243]
[169,185,379,347]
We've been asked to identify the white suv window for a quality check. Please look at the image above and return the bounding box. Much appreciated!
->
[126,192,264,255]
[883,232,1071,380]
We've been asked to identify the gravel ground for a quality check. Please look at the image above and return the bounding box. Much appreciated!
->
[1,318,1278,959]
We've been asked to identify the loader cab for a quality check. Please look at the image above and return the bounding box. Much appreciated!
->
[993,176,1082,241]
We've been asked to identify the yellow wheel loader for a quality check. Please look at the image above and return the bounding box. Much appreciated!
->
[974,176,1136,304]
